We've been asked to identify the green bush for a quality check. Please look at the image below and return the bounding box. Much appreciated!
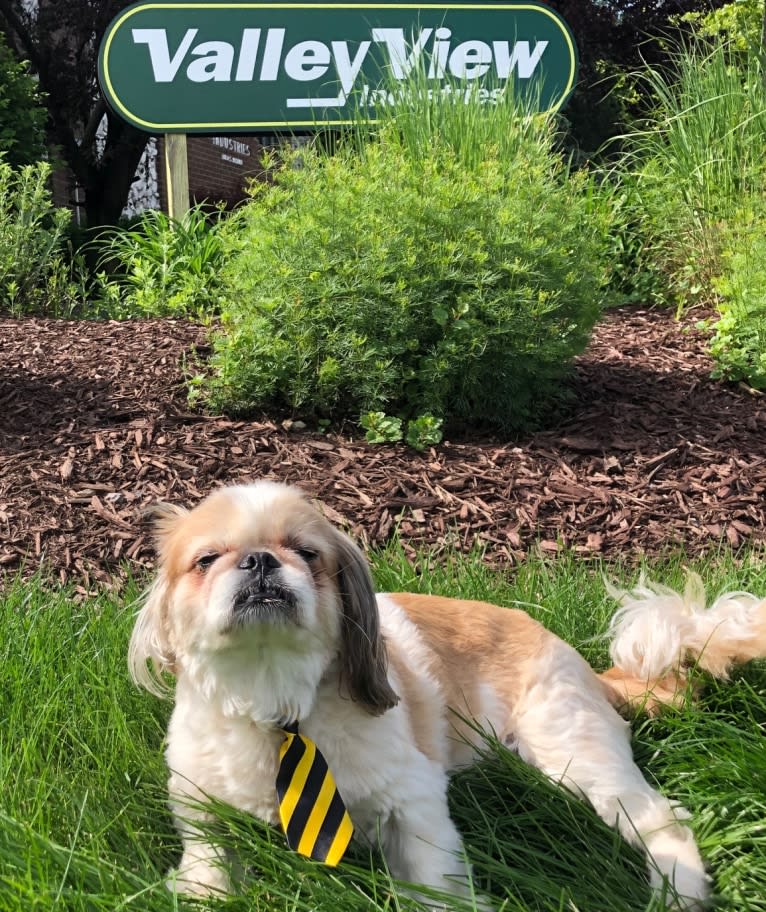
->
[92,206,229,320]
[200,108,613,434]
[706,209,766,389]
[0,158,78,316]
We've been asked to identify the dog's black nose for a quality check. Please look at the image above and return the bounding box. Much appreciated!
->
[238,551,281,579]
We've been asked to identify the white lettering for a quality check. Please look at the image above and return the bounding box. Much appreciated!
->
[260,28,285,80]
[186,41,235,82]
[235,28,261,81]
[371,27,433,78]
[448,40,492,79]
[132,28,197,82]
[493,40,548,79]
[284,40,331,80]
[331,40,371,94]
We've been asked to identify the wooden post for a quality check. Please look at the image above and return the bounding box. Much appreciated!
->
[164,133,190,220]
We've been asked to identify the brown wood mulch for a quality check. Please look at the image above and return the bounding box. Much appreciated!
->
[1,306,765,592]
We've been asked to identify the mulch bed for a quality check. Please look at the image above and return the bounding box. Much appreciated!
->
[2,306,765,591]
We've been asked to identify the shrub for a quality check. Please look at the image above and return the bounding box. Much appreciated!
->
[706,209,766,389]
[91,206,229,320]
[0,158,77,316]
[201,104,613,434]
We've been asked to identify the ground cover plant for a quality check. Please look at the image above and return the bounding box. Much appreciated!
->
[1,548,765,912]
[199,86,615,437]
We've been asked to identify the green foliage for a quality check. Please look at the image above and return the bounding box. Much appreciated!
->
[683,0,764,51]
[0,158,80,316]
[0,33,47,168]
[359,411,443,450]
[616,38,766,311]
[202,98,613,434]
[609,35,766,385]
[405,413,443,451]
[706,209,766,388]
[91,206,229,320]
[359,412,403,445]
[634,44,766,306]
[600,182,666,307]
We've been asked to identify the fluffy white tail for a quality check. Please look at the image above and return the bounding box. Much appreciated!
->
[606,572,766,681]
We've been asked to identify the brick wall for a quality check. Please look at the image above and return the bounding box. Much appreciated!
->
[158,134,267,211]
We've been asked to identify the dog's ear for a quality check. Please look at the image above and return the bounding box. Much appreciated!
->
[128,502,188,697]
[128,572,178,697]
[144,501,189,553]
[332,528,399,716]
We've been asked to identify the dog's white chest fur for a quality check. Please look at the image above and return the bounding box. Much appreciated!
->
[166,667,452,851]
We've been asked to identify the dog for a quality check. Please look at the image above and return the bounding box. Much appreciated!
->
[128,481,766,909]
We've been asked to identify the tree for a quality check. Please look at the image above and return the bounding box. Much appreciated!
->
[0,30,46,167]
[0,0,149,227]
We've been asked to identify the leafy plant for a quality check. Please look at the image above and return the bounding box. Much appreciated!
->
[91,205,230,320]
[615,37,766,312]
[360,412,403,445]
[706,209,766,388]
[405,414,443,451]
[683,0,764,53]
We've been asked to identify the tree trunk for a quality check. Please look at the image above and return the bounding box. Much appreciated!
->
[80,125,149,228]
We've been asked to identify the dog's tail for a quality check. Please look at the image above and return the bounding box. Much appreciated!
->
[597,572,766,713]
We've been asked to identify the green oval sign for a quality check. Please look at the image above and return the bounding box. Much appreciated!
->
[98,1,578,132]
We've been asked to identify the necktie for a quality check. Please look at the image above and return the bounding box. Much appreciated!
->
[276,721,354,865]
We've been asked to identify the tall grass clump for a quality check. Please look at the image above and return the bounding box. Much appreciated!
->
[0,158,79,316]
[92,205,229,320]
[199,83,615,435]
[617,37,766,384]
[625,40,766,301]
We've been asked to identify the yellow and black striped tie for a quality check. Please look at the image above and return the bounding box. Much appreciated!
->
[276,721,354,866]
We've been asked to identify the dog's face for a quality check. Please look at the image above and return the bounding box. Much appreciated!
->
[129,482,398,718]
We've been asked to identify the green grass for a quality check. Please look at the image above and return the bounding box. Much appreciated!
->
[2,548,766,911]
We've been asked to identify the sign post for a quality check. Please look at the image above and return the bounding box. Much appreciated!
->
[164,133,190,219]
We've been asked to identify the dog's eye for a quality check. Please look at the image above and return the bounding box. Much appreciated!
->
[296,548,319,564]
[195,553,219,572]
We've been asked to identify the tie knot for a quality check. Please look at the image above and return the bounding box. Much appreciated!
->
[281,719,300,736]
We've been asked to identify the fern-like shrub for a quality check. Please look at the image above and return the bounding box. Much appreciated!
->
[0,158,76,315]
[201,114,613,433]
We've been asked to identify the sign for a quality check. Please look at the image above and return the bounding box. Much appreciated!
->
[98,2,578,133]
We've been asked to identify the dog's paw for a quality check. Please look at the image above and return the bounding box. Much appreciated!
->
[166,857,232,897]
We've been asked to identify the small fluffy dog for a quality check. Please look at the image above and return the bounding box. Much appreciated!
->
[129,481,766,909]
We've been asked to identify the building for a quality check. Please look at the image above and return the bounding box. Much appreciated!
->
[52,132,274,223]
